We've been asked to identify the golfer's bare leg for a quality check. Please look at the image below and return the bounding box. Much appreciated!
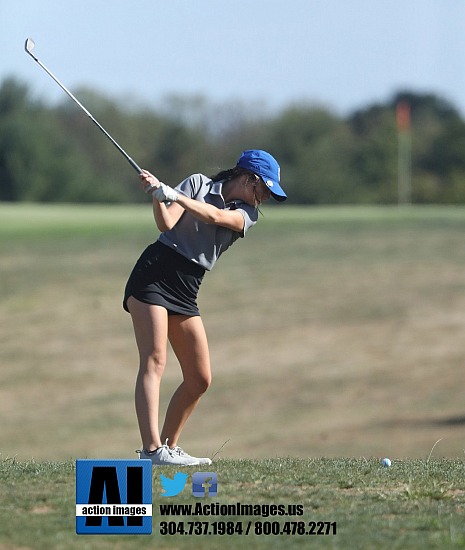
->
[161,315,211,447]
[128,297,168,451]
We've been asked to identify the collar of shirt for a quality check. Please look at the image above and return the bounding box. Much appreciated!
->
[209,180,224,197]
[208,180,242,210]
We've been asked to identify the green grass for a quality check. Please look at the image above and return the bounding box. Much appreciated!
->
[2,203,465,548]
[2,457,465,549]
[0,202,152,237]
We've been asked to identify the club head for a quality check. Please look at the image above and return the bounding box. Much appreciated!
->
[25,38,35,54]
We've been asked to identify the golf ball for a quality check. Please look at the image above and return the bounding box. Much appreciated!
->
[380,457,391,468]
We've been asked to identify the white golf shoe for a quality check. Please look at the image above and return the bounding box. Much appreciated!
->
[137,440,211,466]
[171,446,212,466]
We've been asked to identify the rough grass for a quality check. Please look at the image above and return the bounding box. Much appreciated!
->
[2,457,465,549]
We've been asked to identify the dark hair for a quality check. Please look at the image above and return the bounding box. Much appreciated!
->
[210,166,258,184]
[211,166,265,213]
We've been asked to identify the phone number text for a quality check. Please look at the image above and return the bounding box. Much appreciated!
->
[159,520,337,536]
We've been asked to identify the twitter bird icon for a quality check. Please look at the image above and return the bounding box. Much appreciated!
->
[160,472,188,497]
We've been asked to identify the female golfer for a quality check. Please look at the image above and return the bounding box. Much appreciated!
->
[124,150,287,465]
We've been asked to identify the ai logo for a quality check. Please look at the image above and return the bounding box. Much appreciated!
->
[76,459,152,535]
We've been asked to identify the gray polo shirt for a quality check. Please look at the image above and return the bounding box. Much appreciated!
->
[158,173,258,270]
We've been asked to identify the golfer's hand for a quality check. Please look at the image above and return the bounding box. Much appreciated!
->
[152,183,179,203]
[139,169,161,194]
[139,170,178,202]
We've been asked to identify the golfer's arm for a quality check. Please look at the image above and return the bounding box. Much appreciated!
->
[153,200,183,232]
[152,194,244,233]
[176,194,245,232]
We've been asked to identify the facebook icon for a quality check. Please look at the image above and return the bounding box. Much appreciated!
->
[192,472,218,497]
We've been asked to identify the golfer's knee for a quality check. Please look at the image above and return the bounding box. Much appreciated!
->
[198,373,211,394]
[140,349,166,377]
[186,372,211,397]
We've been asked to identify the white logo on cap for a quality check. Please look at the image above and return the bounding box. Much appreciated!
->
[266,180,274,188]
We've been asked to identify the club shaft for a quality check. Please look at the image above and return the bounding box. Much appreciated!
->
[27,48,142,174]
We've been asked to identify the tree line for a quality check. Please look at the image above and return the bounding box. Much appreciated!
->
[1,76,465,204]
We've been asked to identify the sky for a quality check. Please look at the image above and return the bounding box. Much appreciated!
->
[2,0,465,116]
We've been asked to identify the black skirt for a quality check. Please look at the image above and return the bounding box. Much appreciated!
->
[123,241,206,316]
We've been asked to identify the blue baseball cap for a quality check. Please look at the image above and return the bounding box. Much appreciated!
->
[237,150,287,202]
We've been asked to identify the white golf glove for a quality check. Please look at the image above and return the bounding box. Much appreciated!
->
[151,183,179,203]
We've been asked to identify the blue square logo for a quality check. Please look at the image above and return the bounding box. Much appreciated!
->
[192,472,217,497]
[76,459,152,535]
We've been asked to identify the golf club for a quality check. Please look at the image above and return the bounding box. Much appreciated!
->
[24,38,142,174]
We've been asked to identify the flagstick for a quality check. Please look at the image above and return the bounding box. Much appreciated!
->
[396,102,412,205]
[398,131,412,205]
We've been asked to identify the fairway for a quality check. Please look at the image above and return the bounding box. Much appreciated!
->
[1,204,465,463]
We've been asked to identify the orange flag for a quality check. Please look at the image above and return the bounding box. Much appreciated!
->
[396,101,411,132]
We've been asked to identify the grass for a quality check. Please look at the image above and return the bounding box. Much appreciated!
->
[2,456,465,549]
[2,203,465,547]
[2,203,465,460]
